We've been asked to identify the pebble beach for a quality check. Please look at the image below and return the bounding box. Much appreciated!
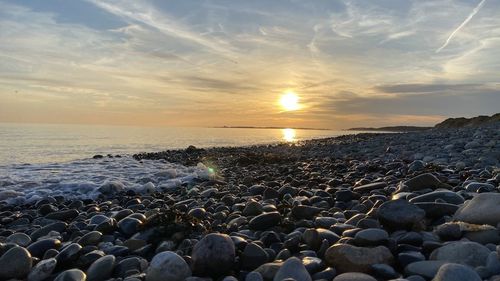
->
[1,123,499,281]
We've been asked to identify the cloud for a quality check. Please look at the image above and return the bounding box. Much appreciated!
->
[436,0,487,53]
[374,83,484,93]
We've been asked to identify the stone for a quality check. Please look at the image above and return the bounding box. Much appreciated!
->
[430,241,490,267]
[409,190,464,205]
[86,255,116,281]
[246,271,264,281]
[432,263,481,281]
[27,258,57,281]
[118,217,143,236]
[402,173,448,191]
[255,261,283,280]
[324,244,393,273]
[353,228,388,246]
[405,261,447,279]
[249,212,281,230]
[45,209,79,221]
[192,233,235,277]
[243,201,264,216]
[414,202,459,218]
[78,231,102,246]
[242,242,269,270]
[0,246,33,280]
[377,199,425,230]
[27,238,61,258]
[273,257,311,281]
[55,243,82,267]
[333,272,377,281]
[54,269,86,281]
[291,205,322,220]
[146,251,191,281]
[353,182,387,193]
[7,232,32,246]
[453,193,500,226]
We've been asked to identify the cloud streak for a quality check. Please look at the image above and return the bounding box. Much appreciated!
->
[436,0,487,53]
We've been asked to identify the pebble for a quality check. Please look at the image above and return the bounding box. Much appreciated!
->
[28,258,57,281]
[54,269,86,281]
[453,193,500,226]
[146,251,191,281]
[333,272,377,281]
[0,246,33,279]
[377,199,425,230]
[86,255,116,281]
[191,233,235,277]
[429,241,490,267]
[273,257,311,281]
[324,244,393,273]
[249,212,281,230]
[432,263,481,281]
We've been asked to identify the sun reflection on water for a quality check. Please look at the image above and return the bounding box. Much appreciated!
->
[282,128,296,142]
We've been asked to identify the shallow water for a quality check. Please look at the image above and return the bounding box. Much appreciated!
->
[0,123,365,165]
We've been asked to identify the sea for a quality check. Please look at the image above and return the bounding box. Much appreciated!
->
[0,123,371,204]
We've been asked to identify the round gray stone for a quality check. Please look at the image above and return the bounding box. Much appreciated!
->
[146,251,191,281]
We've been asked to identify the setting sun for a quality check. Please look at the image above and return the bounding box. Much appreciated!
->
[280,91,300,111]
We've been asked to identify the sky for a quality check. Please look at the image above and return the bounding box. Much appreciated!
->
[0,0,499,129]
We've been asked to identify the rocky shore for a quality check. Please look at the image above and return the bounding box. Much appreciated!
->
[0,123,499,281]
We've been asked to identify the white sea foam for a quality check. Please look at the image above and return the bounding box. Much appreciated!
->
[0,156,212,205]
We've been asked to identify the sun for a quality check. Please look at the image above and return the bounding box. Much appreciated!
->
[280,91,300,111]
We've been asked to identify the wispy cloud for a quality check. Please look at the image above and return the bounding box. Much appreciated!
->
[436,0,487,53]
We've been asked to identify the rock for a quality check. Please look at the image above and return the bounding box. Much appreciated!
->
[7,232,32,246]
[353,182,387,193]
[246,271,264,281]
[415,202,459,218]
[353,228,388,246]
[402,173,448,191]
[27,238,61,258]
[31,222,67,241]
[409,190,464,205]
[243,201,263,216]
[78,231,102,246]
[324,244,393,273]
[453,193,500,226]
[45,209,79,221]
[291,205,322,220]
[242,243,269,270]
[0,246,33,279]
[465,182,495,193]
[192,233,235,277]
[54,269,86,281]
[430,241,490,267]
[86,255,116,281]
[432,263,481,281]
[377,199,425,230]
[333,272,377,281]
[28,258,57,281]
[273,257,311,281]
[118,217,143,236]
[55,243,82,267]
[188,208,207,219]
[405,261,447,279]
[303,228,340,250]
[146,251,191,281]
[255,261,283,280]
[249,212,281,230]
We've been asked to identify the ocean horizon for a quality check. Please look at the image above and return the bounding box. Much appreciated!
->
[0,122,376,166]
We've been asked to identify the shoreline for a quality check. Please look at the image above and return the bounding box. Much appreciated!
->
[0,123,499,280]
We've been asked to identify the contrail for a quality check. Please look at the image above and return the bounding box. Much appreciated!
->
[436,0,487,53]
